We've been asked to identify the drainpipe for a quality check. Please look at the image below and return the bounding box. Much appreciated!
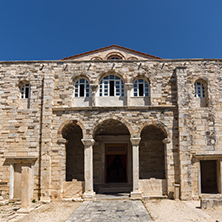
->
[38,77,44,200]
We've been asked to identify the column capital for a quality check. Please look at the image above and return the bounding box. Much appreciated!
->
[125,83,133,90]
[90,84,98,91]
[81,138,95,147]
[57,138,67,145]
[162,138,171,144]
[130,138,141,146]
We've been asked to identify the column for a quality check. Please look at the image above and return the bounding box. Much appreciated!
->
[162,137,172,198]
[81,138,95,199]
[20,166,31,211]
[90,84,98,107]
[130,137,142,199]
[125,83,133,106]
[9,162,14,199]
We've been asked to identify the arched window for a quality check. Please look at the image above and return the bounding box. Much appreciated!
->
[99,75,125,97]
[74,79,90,97]
[20,83,31,99]
[194,81,205,98]
[108,56,122,60]
[133,79,149,97]
[194,79,207,107]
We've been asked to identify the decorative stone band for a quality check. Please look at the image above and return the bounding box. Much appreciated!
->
[130,138,141,146]
[162,138,171,144]
[81,139,95,147]
[57,138,67,145]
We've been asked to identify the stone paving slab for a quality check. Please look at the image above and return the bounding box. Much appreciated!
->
[66,200,152,222]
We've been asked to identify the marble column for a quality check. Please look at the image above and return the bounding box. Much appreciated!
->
[81,138,95,199]
[9,162,14,199]
[21,166,31,210]
[90,84,98,107]
[125,83,133,106]
[130,137,142,199]
[162,137,172,198]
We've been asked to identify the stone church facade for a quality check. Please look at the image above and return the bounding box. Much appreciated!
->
[0,45,222,202]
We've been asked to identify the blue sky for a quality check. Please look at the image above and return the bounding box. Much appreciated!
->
[0,0,222,60]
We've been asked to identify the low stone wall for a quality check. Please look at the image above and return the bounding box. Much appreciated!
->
[139,178,167,197]
[201,195,222,209]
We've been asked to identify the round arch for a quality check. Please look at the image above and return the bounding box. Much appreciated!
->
[71,74,91,84]
[139,120,170,140]
[105,52,125,60]
[91,117,133,138]
[130,72,150,84]
[57,119,87,139]
[95,70,127,85]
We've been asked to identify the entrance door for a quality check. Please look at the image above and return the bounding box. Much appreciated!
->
[105,144,127,183]
[201,160,218,193]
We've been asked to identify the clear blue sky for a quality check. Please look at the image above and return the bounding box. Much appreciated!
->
[0,0,222,60]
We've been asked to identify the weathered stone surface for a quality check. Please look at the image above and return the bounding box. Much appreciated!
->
[0,47,222,202]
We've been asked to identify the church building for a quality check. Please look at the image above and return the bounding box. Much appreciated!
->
[0,45,222,202]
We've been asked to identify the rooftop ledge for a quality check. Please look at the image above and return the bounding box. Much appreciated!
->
[52,105,176,111]
[1,58,222,64]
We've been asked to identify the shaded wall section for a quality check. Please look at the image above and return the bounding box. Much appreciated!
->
[139,125,166,179]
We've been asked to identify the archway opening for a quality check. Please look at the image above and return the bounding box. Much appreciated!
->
[139,125,166,179]
[62,123,84,181]
[93,119,131,192]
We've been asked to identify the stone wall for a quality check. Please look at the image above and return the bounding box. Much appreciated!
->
[0,58,222,200]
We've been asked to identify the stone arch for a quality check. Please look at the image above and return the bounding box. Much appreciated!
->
[58,119,87,139]
[91,56,103,61]
[95,70,127,85]
[105,52,125,60]
[130,73,151,85]
[71,74,91,85]
[138,120,170,140]
[91,116,134,137]
[192,77,208,86]
[60,120,85,182]
[92,118,132,185]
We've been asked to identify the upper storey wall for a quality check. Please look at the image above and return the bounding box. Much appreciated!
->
[53,60,177,107]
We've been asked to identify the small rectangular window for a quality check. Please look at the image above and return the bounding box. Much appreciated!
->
[139,84,144,96]
[80,84,84,97]
[110,81,114,96]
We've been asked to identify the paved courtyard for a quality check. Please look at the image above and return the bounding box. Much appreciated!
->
[66,200,152,222]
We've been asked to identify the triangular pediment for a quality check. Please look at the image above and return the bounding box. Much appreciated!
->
[61,45,162,61]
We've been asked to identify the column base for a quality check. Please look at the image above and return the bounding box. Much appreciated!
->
[40,196,51,203]
[83,191,96,200]
[130,190,142,200]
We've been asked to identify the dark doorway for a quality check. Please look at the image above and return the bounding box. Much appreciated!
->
[105,144,127,183]
[106,155,127,183]
[201,160,218,194]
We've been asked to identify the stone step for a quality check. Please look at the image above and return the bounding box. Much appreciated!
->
[98,187,132,194]
[96,193,130,200]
